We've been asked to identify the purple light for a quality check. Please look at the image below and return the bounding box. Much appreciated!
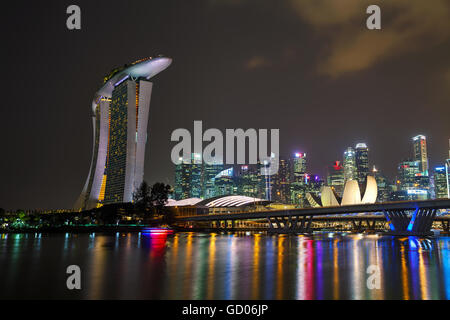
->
[114,75,129,87]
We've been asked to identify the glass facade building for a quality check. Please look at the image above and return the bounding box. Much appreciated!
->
[236,165,264,199]
[343,147,357,182]
[412,135,429,176]
[271,158,291,203]
[355,143,369,186]
[394,159,430,200]
[290,153,307,207]
[202,160,225,199]
[213,167,236,197]
[434,166,448,199]
[174,153,205,200]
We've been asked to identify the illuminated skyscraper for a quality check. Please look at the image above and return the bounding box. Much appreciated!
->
[236,165,264,199]
[290,153,307,206]
[355,143,369,186]
[214,167,236,196]
[395,159,429,200]
[75,57,172,209]
[190,153,203,198]
[397,160,420,188]
[292,152,307,178]
[202,160,224,199]
[412,135,429,176]
[174,153,203,200]
[433,166,448,199]
[174,157,191,200]
[271,157,291,203]
[343,147,357,182]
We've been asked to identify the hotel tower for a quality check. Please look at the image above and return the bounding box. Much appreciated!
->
[75,56,172,210]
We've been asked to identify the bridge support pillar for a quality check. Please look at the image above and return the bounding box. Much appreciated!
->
[384,208,436,236]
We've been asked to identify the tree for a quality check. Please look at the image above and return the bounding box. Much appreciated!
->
[150,183,173,225]
[133,181,151,211]
[150,183,172,213]
[132,181,173,224]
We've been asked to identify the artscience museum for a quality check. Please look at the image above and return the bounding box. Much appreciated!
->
[306,176,378,207]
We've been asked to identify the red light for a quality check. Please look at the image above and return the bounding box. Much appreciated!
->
[333,161,342,170]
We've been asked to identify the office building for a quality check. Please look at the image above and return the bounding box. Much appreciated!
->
[412,135,429,176]
[355,143,369,186]
[434,166,448,199]
[271,158,291,203]
[290,153,307,207]
[343,147,357,182]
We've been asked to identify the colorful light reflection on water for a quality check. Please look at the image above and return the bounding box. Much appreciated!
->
[0,232,449,299]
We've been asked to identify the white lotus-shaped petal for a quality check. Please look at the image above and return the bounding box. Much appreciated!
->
[320,186,340,207]
[361,176,378,204]
[341,180,362,205]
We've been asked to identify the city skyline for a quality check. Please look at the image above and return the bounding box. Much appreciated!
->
[173,135,450,207]
[1,1,450,305]
[0,1,449,210]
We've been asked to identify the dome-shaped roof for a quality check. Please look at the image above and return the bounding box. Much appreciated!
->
[165,198,203,207]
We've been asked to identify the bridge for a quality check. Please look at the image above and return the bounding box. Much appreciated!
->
[176,199,450,236]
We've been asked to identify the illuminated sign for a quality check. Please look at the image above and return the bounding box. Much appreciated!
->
[407,189,427,195]
[333,161,343,170]
[215,167,234,178]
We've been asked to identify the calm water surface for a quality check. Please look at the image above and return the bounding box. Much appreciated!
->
[0,232,449,299]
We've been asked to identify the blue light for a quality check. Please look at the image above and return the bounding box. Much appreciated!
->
[384,213,395,231]
[407,207,419,232]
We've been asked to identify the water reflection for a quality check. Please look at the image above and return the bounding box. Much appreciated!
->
[0,232,449,299]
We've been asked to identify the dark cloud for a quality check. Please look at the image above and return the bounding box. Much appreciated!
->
[290,0,450,77]
[244,56,270,69]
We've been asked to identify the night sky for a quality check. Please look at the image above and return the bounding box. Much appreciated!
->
[0,0,449,210]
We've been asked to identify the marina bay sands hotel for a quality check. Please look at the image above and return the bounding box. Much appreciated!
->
[75,56,172,210]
